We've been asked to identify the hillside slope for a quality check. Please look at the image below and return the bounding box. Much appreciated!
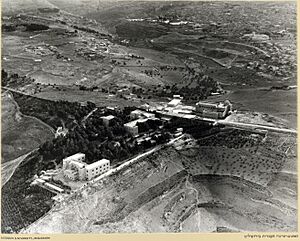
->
[2,0,57,14]
[1,92,54,163]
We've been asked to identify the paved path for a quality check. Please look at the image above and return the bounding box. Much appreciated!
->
[157,110,297,135]
[2,86,35,97]
[81,108,98,126]
[217,120,297,135]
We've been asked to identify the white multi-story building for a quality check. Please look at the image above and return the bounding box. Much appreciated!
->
[85,159,110,180]
[62,153,110,181]
[62,153,85,170]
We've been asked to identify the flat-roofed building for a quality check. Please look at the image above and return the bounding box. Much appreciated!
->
[44,182,64,193]
[63,153,86,181]
[63,153,85,170]
[173,95,183,99]
[35,178,46,184]
[101,115,115,127]
[130,110,155,120]
[63,153,110,181]
[124,118,152,136]
[195,100,232,119]
[124,120,139,136]
[68,160,86,180]
[167,98,181,107]
[85,159,110,180]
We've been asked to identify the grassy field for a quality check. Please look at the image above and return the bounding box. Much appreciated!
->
[1,92,54,163]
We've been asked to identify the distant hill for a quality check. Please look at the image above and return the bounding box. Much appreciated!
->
[47,0,116,15]
[2,0,58,14]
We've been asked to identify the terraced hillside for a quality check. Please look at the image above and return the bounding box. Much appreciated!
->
[22,129,297,233]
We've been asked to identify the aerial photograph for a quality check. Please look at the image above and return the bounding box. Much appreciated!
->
[1,0,297,234]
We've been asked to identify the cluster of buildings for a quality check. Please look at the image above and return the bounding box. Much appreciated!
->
[126,18,192,26]
[75,37,109,61]
[63,153,110,181]
[99,109,160,137]
[25,44,57,56]
[124,110,157,136]
[31,169,64,194]
[167,95,183,107]
[100,95,232,139]
[157,95,233,120]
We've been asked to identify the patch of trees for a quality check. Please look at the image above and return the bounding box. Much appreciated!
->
[1,69,34,88]
[152,75,219,101]
[159,65,184,71]
[130,54,144,59]
[197,129,264,149]
[131,62,219,101]
[38,107,143,166]
[12,92,94,129]
[164,117,215,138]
[116,22,168,40]
[1,69,9,84]
[79,85,98,91]
[178,75,219,100]
[2,24,16,32]
[38,8,60,13]
[24,23,49,32]
[72,25,98,34]
[70,25,112,39]
[137,118,162,133]
[137,131,171,150]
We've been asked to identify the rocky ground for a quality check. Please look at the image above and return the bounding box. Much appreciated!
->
[22,118,297,233]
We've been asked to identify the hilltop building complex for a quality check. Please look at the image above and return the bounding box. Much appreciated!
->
[195,100,232,119]
[62,153,110,181]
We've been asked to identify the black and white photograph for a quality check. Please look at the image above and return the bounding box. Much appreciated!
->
[1,0,297,234]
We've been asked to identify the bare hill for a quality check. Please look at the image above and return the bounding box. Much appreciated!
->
[2,0,57,14]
